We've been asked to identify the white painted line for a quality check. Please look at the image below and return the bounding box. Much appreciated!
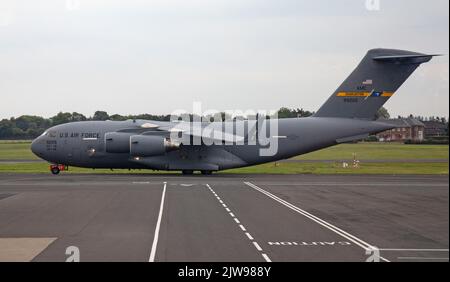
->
[380,248,449,252]
[253,242,263,251]
[251,183,448,188]
[398,257,449,260]
[206,183,272,263]
[262,253,272,262]
[149,182,167,262]
[244,181,390,262]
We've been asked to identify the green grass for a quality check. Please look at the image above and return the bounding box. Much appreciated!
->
[0,161,447,175]
[0,141,38,160]
[0,140,448,174]
[296,142,449,160]
[225,162,449,175]
[0,140,33,144]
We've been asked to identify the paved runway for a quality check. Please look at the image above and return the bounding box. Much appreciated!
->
[0,174,448,262]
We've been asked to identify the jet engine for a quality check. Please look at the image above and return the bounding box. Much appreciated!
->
[130,135,179,157]
[105,132,133,153]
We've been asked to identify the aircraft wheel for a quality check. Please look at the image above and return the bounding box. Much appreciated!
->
[201,170,213,175]
[51,166,60,175]
[182,170,194,175]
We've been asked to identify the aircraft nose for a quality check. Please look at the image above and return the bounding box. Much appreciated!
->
[31,137,44,157]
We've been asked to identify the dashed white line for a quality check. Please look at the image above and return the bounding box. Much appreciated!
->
[262,253,271,262]
[244,181,390,262]
[149,182,167,262]
[245,232,254,240]
[206,184,271,262]
[253,242,263,251]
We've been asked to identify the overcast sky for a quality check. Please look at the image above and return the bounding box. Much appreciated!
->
[0,0,448,119]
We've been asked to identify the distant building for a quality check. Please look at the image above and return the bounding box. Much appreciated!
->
[423,121,449,138]
[376,118,425,142]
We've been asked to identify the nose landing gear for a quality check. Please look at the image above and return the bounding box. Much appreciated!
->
[50,164,68,175]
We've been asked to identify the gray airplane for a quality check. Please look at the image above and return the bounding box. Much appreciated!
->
[31,49,438,175]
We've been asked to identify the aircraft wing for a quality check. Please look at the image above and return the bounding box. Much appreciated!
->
[157,122,245,144]
[115,120,244,143]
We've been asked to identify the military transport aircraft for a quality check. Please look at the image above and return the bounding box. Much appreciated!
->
[31,49,438,175]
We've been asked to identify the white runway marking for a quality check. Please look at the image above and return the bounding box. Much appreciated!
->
[262,253,271,262]
[253,242,263,251]
[149,182,167,262]
[245,233,254,240]
[380,248,449,252]
[398,257,449,260]
[244,181,390,262]
[206,184,271,263]
[250,183,448,188]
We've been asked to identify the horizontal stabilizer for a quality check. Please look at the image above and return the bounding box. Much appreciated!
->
[373,54,441,64]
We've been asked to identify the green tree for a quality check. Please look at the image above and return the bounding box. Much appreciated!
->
[93,111,110,121]
[51,112,72,125]
[71,112,87,122]
[375,107,390,119]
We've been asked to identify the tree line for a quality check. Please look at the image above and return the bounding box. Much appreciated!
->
[0,108,314,139]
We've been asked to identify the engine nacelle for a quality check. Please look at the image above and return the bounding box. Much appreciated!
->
[130,135,179,157]
[105,132,133,153]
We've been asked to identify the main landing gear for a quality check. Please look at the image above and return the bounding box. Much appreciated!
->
[181,170,214,176]
[50,164,68,175]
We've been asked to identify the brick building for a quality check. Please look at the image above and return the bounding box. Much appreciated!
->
[377,118,425,142]
[423,121,449,138]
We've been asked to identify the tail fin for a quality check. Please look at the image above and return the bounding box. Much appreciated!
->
[314,49,439,120]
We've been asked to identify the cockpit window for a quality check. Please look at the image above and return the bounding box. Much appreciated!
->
[47,131,57,138]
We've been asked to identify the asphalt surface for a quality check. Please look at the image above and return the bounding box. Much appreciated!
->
[0,174,448,262]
